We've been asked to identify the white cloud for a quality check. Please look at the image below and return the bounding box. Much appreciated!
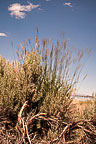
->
[8,2,40,19]
[64,2,72,7]
[0,33,7,37]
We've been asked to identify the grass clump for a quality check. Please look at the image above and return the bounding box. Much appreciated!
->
[0,30,88,142]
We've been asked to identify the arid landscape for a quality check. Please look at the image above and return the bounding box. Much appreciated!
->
[0,0,96,143]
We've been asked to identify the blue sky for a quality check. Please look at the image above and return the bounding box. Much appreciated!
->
[0,0,96,95]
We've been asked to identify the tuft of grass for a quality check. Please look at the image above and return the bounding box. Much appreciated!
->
[0,30,87,139]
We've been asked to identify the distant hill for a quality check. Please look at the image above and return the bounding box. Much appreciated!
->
[71,94,94,100]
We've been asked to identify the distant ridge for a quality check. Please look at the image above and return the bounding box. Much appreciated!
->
[71,94,94,100]
[74,94,94,98]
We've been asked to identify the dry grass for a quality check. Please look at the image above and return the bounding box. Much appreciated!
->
[71,99,93,119]
[0,100,96,144]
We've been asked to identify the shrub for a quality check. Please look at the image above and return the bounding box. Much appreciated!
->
[0,48,42,112]
[0,31,86,138]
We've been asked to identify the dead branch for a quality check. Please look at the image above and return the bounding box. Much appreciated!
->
[1,102,96,144]
[18,101,29,126]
